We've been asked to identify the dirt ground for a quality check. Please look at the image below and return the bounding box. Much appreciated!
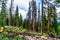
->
[24,36,60,40]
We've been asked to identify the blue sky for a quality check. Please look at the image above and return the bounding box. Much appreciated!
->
[7,0,60,19]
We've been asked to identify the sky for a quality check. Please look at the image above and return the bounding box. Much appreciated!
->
[7,0,41,19]
[7,0,60,19]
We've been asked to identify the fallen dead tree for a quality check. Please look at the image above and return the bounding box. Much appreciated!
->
[2,30,60,40]
[3,30,42,37]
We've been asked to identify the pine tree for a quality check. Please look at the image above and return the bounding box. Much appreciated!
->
[19,14,23,27]
[43,10,48,33]
[15,6,19,27]
[51,5,58,35]
[23,19,27,29]
[47,4,57,34]
[47,4,52,34]
[0,0,7,27]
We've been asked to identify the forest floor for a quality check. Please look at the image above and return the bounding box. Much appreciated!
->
[24,35,60,40]
[0,26,60,40]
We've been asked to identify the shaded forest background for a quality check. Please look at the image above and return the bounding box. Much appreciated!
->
[0,0,60,36]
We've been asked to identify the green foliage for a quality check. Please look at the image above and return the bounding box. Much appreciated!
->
[51,25,60,36]
[58,22,60,25]
[0,0,7,27]
[0,33,3,39]
[13,36,23,40]
[51,29,57,36]
[0,33,8,40]
[4,26,27,33]
[58,25,60,32]
[0,20,4,27]
[15,6,19,27]
[19,14,23,27]
[47,5,58,34]
[51,5,58,35]
[23,19,27,28]
[56,0,60,3]
[43,11,48,33]
[3,37,8,40]
[19,26,27,32]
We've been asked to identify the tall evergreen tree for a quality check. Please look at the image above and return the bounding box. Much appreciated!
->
[47,4,58,34]
[42,10,47,33]
[47,4,52,34]
[0,0,7,27]
[19,14,23,27]
[15,6,19,27]
[23,19,27,28]
[51,5,58,35]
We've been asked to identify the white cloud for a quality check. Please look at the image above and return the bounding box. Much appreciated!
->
[56,7,60,18]
[14,0,29,11]
[14,0,29,19]
[56,7,60,13]
[19,9,27,19]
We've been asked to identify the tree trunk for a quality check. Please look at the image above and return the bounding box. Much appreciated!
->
[41,0,44,34]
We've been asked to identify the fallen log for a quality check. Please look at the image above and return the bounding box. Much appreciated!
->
[4,30,42,37]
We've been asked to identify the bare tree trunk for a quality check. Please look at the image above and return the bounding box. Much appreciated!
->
[38,7,40,32]
[9,0,13,26]
[26,1,32,31]
[32,0,36,32]
[41,0,44,34]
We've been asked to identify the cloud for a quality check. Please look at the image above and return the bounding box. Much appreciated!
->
[19,9,27,19]
[14,0,29,12]
[56,7,60,13]
[14,0,29,19]
[56,7,60,18]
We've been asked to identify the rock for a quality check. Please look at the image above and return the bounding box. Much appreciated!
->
[33,37,36,40]
[41,36,48,40]
[56,33,60,39]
